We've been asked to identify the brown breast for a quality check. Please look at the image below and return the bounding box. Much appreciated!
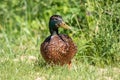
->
[40,34,77,65]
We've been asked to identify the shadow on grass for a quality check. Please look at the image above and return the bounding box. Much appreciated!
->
[33,55,69,72]
[34,55,47,68]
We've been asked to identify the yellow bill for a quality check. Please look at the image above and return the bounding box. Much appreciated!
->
[59,21,71,29]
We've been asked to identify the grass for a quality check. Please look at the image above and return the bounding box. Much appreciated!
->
[0,0,120,80]
[0,57,120,80]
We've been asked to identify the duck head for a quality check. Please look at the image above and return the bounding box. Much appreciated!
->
[49,15,70,35]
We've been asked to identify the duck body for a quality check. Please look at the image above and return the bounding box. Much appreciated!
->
[41,34,77,65]
[40,15,77,66]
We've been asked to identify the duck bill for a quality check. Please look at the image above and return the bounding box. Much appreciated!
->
[59,21,71,29]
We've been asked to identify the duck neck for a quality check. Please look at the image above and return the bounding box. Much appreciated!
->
[52,31,58,35]
[49,26,59,35]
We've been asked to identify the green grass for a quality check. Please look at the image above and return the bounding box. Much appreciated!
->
[0,0,120,80]
[0,58,120,80]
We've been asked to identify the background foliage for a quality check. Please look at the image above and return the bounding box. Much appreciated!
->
[0,0,120,80]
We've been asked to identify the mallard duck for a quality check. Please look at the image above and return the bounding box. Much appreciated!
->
[40,15,77,66]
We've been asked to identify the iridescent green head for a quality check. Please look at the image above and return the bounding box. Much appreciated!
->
[49,15,70,35]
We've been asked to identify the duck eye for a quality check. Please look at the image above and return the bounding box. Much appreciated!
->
[54,18,58,21]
